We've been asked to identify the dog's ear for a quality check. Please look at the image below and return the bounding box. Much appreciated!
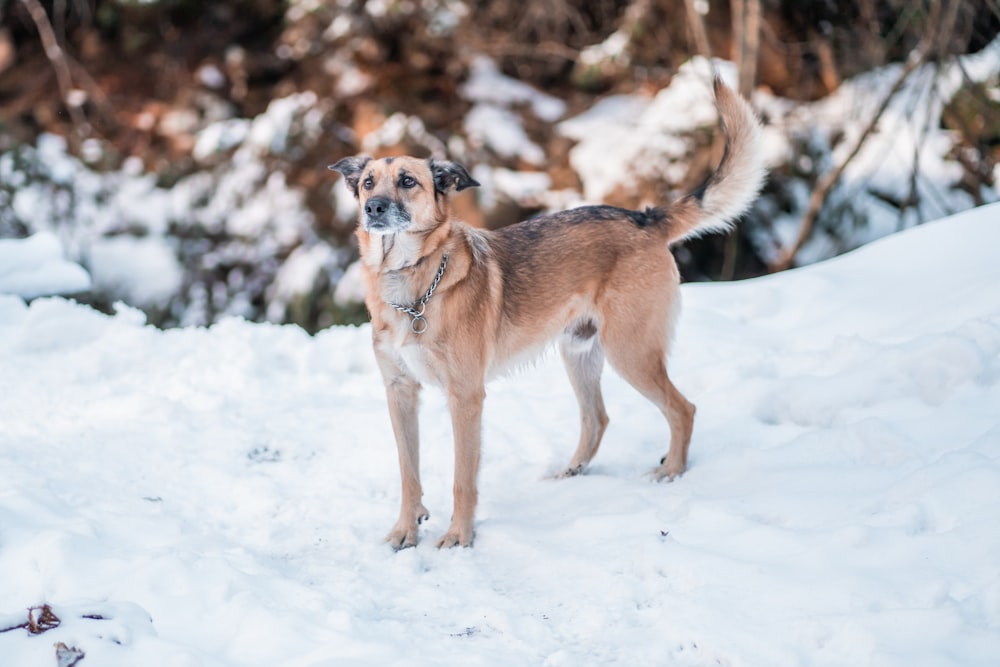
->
[328,156,371,197]
[430,160,480,194]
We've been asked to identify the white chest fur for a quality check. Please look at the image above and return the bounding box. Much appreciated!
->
[396,341,443,387]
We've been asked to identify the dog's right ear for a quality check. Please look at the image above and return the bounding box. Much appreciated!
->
[328,156,371,197]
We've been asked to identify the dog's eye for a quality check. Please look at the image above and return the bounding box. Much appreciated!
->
[399,175,417,189]
[362,175,374,190]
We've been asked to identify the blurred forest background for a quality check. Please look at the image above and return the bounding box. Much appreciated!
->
[1,0,998,332]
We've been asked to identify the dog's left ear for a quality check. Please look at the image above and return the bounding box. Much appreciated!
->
[430,160,480,194]
[328,156,371,197]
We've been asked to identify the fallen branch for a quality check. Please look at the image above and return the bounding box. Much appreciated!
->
[28,604,62,634]
[0,604,62,635]
[0,618,28,634]
[769,0,960,271]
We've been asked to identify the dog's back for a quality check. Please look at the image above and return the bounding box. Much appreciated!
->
[481,80,765,368]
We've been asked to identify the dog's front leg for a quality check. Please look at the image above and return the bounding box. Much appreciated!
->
[377,352,429,550]
[436,382,485,548]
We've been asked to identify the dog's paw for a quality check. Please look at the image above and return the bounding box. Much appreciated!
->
[385,524,420,551]
[652,457,686,482]
[435,522,474,549]
[553,464,585,479]
[385,506,430,551]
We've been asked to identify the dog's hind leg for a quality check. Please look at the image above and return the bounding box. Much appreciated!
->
[649,373,695,480]
[600,307,695,481]
[558,320,609,477]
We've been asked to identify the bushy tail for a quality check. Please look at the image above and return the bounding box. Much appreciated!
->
[664,77,766,245]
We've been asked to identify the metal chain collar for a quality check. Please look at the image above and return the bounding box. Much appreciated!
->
[388,254,449,334]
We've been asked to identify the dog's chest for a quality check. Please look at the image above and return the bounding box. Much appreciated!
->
[395,339,442,387]
[379,312,441,386]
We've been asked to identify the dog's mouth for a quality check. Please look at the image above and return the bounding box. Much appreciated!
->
[365,218,410,234]
[362,197,411,235]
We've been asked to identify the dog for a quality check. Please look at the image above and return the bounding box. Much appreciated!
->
[330,77,765,549]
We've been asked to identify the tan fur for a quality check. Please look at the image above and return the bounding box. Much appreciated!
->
[330,79,766,549]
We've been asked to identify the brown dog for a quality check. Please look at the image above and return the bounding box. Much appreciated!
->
[331,77,765,549]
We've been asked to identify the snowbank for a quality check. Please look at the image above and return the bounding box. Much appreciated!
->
[753,36,1000,265]
[558,58,730,203]
[1,96,337,327]
[0,232,90,299]
[0,203,998,665]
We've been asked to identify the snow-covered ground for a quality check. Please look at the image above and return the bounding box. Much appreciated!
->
[2,203,999,666]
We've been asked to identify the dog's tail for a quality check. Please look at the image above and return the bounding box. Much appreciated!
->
[663,77,766,245]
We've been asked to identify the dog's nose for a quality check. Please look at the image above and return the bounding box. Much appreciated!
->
[365,197,391,219]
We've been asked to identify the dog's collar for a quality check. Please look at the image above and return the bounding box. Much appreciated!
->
[387,253,449,335]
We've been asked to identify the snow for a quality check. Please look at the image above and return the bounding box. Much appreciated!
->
[557,42,1000,265]
[461,56,567,123]
[460,55,565,168]
[196,64,227,90]
[87,236,182,308]
[245,93,320,156]
[558,58,734,203]
[0,232,90,300]
[464,105,546,166]
[1,201,998,665]
[193,119,250,162]
[359,113,447,159]
[266,243,339,321]
[753,36,1000,265]
[1,83,345,326]
[1,123,325,321]
[579,30,630,69]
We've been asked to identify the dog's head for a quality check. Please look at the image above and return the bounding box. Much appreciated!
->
[329,156,479,235]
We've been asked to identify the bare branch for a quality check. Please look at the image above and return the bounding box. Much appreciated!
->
[18,0,89,138]
[481,40,580,63]
[683,0,711,59]
[54,0,66,45]
[731,0,744,65]
[739,0,761,98]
